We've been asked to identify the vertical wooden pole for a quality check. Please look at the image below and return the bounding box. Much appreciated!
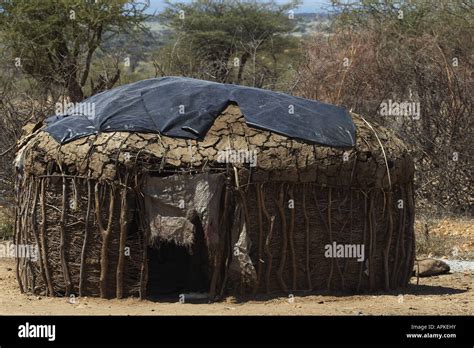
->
[237,189,251,295]
[288,185,297,291]
[210,185,229,300]
[403,183,416,285]
[116,182,128,299]
[79,178,92,296]
[326,187,334,291]
[383,191,393,291]
[15,177,26,293]
[20,180,33,291]
[138,184,149,300]
[96,183,115,298]
[60,176,72,296]
[260,185,275,294]
[252,184,265,295]
[392,187,406,287]
[398,188,407,286]
[302,184,312,291]
[30,179,48,294]
[368,192,375,291]
[275,183,288,293]
[40,178,54,296]
[357,191,368,292]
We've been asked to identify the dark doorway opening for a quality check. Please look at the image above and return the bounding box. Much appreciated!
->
[146,218,210,298]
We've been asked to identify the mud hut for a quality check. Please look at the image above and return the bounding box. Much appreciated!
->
[14,77,415,299]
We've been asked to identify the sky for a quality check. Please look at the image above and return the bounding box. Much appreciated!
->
[145,0,333,14]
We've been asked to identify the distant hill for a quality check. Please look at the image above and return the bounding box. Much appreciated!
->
[143,12,333,38]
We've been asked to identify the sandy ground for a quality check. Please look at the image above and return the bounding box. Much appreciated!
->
[0,257,472,316]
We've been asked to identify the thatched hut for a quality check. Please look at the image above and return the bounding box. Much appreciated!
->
[14,77,415,299]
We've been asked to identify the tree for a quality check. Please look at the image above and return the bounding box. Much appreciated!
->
[158,0,300,87]
[0,0,149,102]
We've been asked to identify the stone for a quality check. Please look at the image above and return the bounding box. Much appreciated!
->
[414,259,450,277]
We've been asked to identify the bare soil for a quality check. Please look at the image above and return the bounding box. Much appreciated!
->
[0,256,472,316]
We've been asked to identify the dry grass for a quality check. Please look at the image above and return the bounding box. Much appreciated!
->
[415,217,474,260]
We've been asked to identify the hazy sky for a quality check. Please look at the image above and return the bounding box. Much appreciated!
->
[146,0,333,14]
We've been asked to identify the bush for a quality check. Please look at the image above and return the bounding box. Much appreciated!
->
[295,1,473,216]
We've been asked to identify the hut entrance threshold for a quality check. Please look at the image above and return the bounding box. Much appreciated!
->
[146,232,210,298]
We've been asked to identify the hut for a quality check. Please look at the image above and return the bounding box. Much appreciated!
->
[14,77,415,299]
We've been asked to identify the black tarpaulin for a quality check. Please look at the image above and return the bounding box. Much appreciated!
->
[44,76,356,147]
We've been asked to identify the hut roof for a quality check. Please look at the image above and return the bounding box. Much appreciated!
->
[18,105,413,188]
[44,76,356,148]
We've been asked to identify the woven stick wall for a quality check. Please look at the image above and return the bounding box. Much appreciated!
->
[226,182,415,295]
[15,175,145,298]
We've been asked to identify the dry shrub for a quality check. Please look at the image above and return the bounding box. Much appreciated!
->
[294,2,473,215]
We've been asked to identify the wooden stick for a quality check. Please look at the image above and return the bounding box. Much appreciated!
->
[275,183,288,293]
[288,185,297,292]
[60,176,72,296]
[383,191,393,291]
[116,178,128,299]
[138,181,149,300]
[30,179,48,294]
[393,187,406,286]
[79,178,92,296]
[398,188,407,286]
[326,187,335,291]
[21,179,33,291]
[343,189,354,277]
[253,184,265,295]
[302,184,312,291]
[13,178,21,292]
[391,195,402,286]
[368,192,375,291]
[39,178,54,296]
[403,183,416,285]
[260,185,275,293]
[357,191,368,292]
[219,205,232,298]
[15,177,26,293]
[18,180,29,292]
[96,183,115,298]
[237,189,251,295]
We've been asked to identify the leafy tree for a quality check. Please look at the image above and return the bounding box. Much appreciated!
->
[0,0,149,102]
[158,0,300,86]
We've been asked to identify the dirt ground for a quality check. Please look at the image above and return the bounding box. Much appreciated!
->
[0,256,472,316]
[1,218,472,316]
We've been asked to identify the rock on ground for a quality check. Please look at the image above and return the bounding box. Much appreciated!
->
[414,258,450,277]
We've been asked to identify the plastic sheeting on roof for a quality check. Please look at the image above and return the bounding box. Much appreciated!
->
[44,76,356,148]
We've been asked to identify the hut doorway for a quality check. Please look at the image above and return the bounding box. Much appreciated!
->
[146,212,211,298]
[142,173,225,298]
